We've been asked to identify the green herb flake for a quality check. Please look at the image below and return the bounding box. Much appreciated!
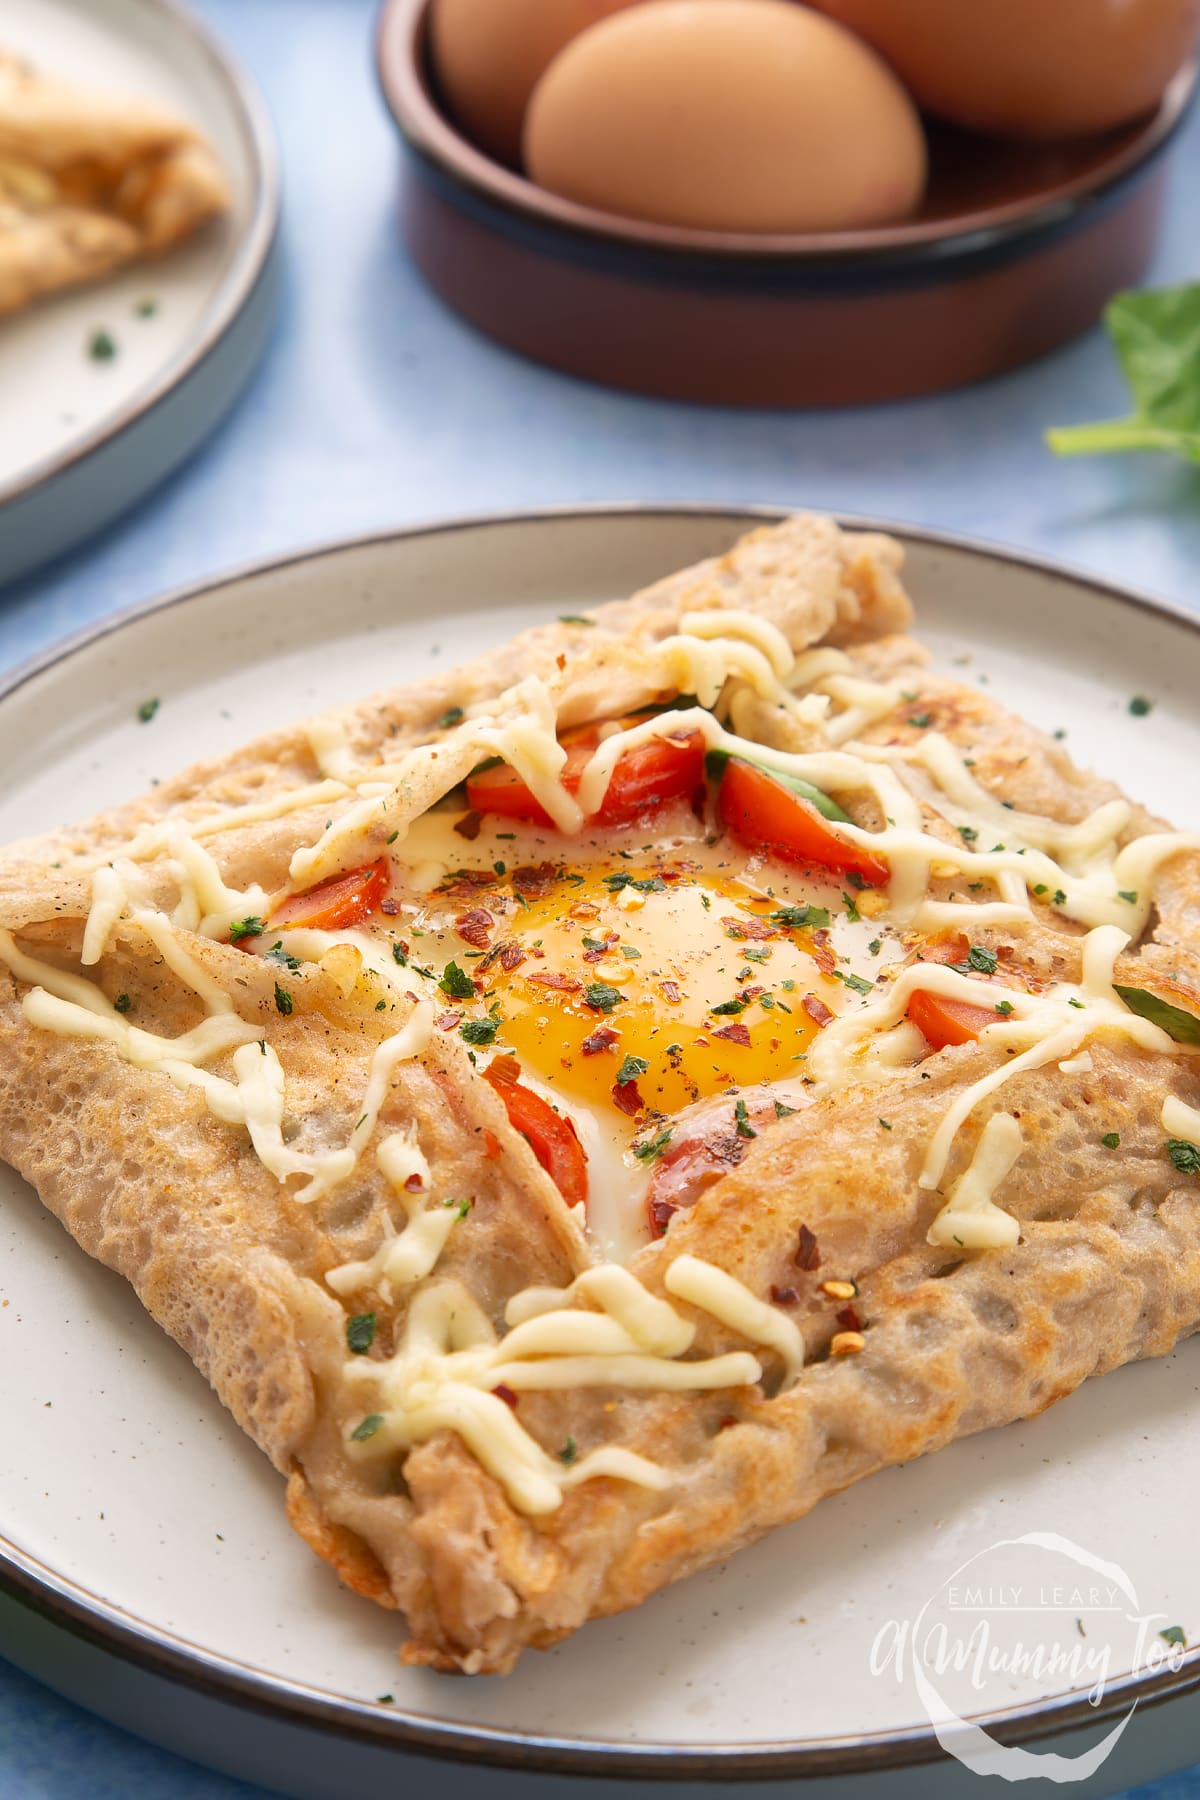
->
[842,890,861,923]
[1101,1132,1121,1149]
[228,916,265,942]
[711,996,748,1015]
[461,1018,500,1046]
[558,1436,578,1465]
[113,992,132,1014]
[392,942,407,966]
[351,1413,383,1442]
[583,981,623,1012]
[868,938,882,956]
[1166,1138,1200,1175]
[1118,890,1139,904]
[616,1054,649,1086]
[744,945,770,964]
[620,944,642,960]
[1160,1625,1188,1647]
[386,830,400,845]
[558,615,594,626]
[89,328,117,361]
[771,905,830,930]
[438,706,464,729]
[1033,884,1048,897]
[633,1127,673,1163]
[1053,889,1067,907]
[439,961,476,1001]
[274,983,294,1016]
[958,825,978,843]
[774,1100,798,1119]
[965,944,998,975]
[878,1118,892,1131]
[907,712,933,729]
[135,297,158,318]
[137,697,160,723]
[836,971,874,996]
[995,1000,1014,1016]
[346,1313,377,1355]
[734,1097,756,1140]
[1128,695,1154,717]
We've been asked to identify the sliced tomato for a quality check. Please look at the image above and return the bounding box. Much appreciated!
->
[466,716,705,830]
[717,757,889,887]
[483,1065,589,1209]
[268,857,391,932]
[905,988,999,1051]
[645,1092,780,1237]
[906,934,1000,1050]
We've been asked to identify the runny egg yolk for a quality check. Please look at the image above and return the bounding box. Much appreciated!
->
[417,858,856,1120]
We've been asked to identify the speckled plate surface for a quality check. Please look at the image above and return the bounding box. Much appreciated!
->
[2,508,1200,1799]
[0,0,278,586]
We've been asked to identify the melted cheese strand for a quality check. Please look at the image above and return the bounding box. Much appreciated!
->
[1162,1095,1200,1144]
[928,1113,1024,1250]
[325,1128,457,1297]
[665,1253,804,1387]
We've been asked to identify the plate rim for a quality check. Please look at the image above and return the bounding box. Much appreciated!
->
[2,500,1200,1781]
[0,0,280,512]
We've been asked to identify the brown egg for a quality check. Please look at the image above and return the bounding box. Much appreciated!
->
[429,0,646,165]
[808,0,1200,139]
[524,0,927,233]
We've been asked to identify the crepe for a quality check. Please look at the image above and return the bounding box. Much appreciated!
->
[2,513,1199,1676]
[0,52,229,319]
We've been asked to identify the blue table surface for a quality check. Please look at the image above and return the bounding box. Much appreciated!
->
[2,2,1199,1794]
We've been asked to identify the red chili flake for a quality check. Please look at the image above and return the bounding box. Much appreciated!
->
[611,1081,643,1117]
[795,1224,821,1271]
[380,899,400,916]
[714,1021,752,1047]
[513,862,558,896]
[453,811,483,841]
[435,1011,462,1030]
[528,970,582,992]
[741,984,764,1000]
[499,942,526,971]
[802,994,835,1028]
[404,1173,425,1193]
[649,1195,678,1237]
[716,1415,738,1432]
[583,932,619,964]
[771,1285,801,1305]
[454,907,494,948]
[721,916,776,941]
[581,1025,620,1055]
[556,653,567,672]
[660,980,682,1003]
[810,931,837,977]
[482,1130,502,1159]
[837,1304,862,1331]
[493,1383,519,1410]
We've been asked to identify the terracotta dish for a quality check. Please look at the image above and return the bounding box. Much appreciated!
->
[376,0,1196,408]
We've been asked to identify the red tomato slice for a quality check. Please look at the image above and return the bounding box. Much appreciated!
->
[269,858,391,932]
[717,758,889,887]
[483,1066,589,1209]
[466,718,705,830]
[905,988,999,1051]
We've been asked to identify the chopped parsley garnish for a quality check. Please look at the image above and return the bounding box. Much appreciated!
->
[386,830,400,845]
[711,996,748,1015]
[558,615,594,626]
[583,981,623,1012]
[868,938,881,956]
[461,1018,500,1046]
[958,825,978,843]
[771,905,830,930]
[439,961,476,1000]
[89,328,116,361]
[842,891,861,922]
[375,998,387,1011]
[633,1127,673,1162]
[1068,997,1084,1009]
[1128,695,1153,717]
[952,944,998,976]
[620,944,642,959]
[266,942,301,971]
[1166,1138,1200,1174]
[1053,889,1067,906]
[878,1118,892,1130]
[392,942,407,966]
[1118,890,1138,904]
[616,1054,649,1086]
[835,971,874,996]
[907,712,933,729]
[1033,884,1048,897]
[774,1100,798,1119]
[1101,1132,1121,1149]
[1160,1625,1187,1647]
[443,1196,472,1219]
[346,1313,377,1355]
[994,1000,1014,1016]
[135,297,158,318]
[137,697,160,723]
[114,993,132,1014]
[274,983,294,1016]
[351,1414,383,1441]
[604,871,667,894]
[581,936,606,952]
[438,706,464,728]
[734,1097,756,1139]
[228,916,265,942]
[558,1436,578,1464]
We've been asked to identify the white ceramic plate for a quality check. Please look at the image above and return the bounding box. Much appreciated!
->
[2,508,1200,1800]
[0,0,278,586]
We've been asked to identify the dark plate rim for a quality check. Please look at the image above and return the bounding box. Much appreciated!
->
[375,0,1197,272]
[0,0,280,512]
[2,502,1200,1781]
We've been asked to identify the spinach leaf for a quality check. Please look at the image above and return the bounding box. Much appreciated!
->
[1047,285,1200,463]
[1114,984,1200,1046]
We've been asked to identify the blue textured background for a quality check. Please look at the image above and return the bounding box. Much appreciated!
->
[1,2,1199,1793]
